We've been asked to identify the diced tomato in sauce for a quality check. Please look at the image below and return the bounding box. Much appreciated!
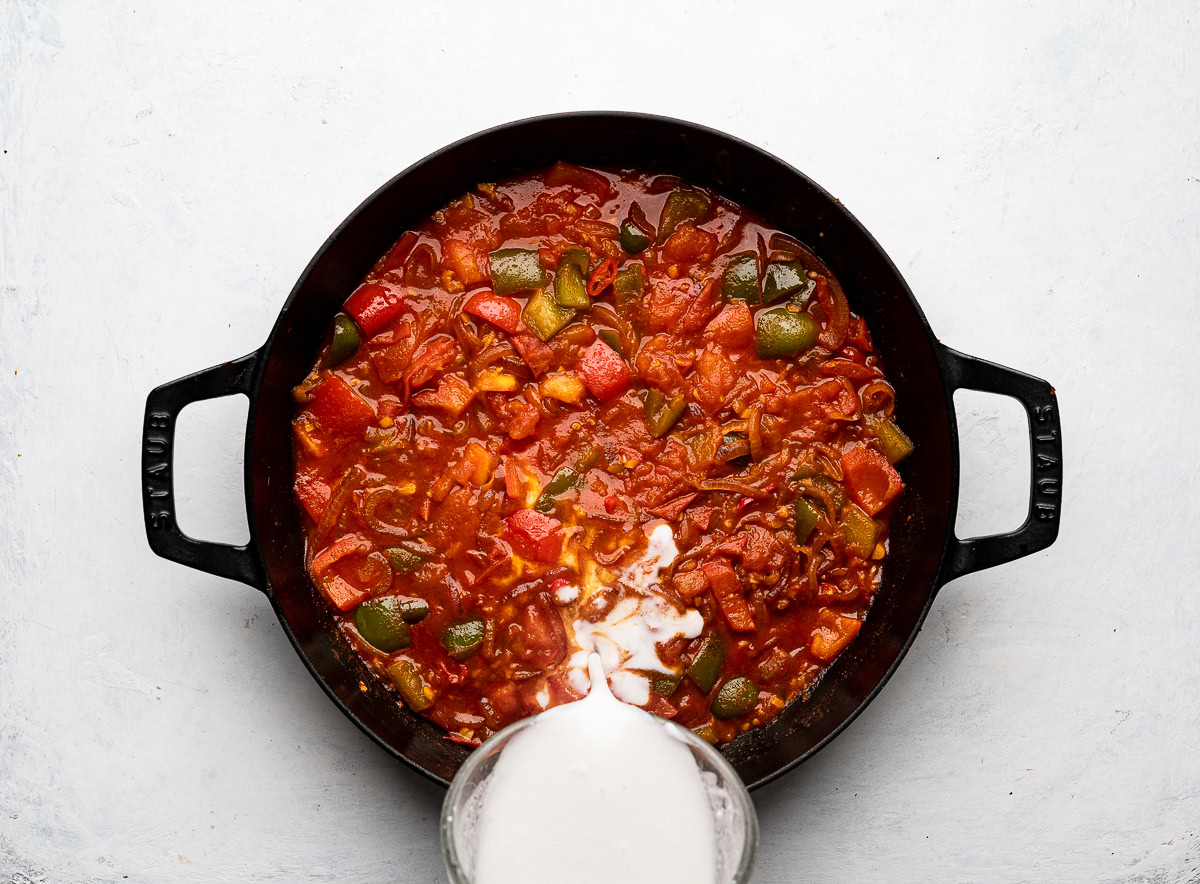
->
[578,339,630,403]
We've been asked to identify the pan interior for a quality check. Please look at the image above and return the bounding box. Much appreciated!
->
[248,113,955,787]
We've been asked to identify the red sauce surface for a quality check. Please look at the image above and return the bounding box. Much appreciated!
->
[291,163,911,746]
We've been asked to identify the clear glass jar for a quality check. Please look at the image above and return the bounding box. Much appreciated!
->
[440,714,759,884]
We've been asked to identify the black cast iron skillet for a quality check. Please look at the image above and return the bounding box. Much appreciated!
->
[141,112,1062,790]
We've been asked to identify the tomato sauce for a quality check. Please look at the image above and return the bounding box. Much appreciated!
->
[291,163,912,746]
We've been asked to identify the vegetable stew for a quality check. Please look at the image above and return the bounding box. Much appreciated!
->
[291,163,912,746]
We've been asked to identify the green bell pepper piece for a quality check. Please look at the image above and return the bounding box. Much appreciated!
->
[489,248,546,294]
[711,676,759,719]
[355,596,412,652]
[522,288,575,341]
[653,674,682,696]
[619,219,651,253]
[687,634,725,695]
[756,307,820,358]
[386,658,433,711]
[692,722,718,744]
[534,467,581,512]
[762,260,811,304]
[721,252,760,303]
[554,258,590,309]
[656,189,713,245]
[399,597,430,623]
[807,474,846,512]
[843,504,880,556]
[644,389,687,438]
[613,265,645,317]
[598,328,624,357]
[442,617,485,660]
[326,313,361,367]
[865,413,915,464]
[793,496,820,544]
[385,544,429,574]
[561,248,590,275]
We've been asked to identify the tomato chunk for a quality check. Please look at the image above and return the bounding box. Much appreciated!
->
[512,333,554,377]
[672,569,710,602]
[294,470,331,522]
[344,283,406,336]
[701,559,756,632]
[463,290,522,334]
[412,374,475,418]
[504,509,564,563]
[379,231,418,275]
[443,239,489,286]
[544,161,613,201]
[309,377,376,436]
[404,337,459,391]
[508,593,568,669]
[661,223,717,264]
[578,339,631,402]
[705,302,754,350]
[504,456,532,500]
[841,446,903,515]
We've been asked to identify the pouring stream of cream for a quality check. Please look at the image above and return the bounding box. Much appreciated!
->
[472,653,717,884]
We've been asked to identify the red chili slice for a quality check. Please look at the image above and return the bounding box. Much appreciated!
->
[586,258,619,299]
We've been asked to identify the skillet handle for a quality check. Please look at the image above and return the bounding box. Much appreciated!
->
[142,351,265,590]
[938,347,1063,586]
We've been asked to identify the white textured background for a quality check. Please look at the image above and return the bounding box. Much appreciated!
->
[2,1,1198,881]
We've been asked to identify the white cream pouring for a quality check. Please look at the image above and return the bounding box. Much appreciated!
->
[471,653,717,884]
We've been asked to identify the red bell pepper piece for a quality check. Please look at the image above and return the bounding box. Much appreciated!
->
[840,445,903,515]
[320,576,372,612]
[309,377,376,436]
[578,339,631,402]
[504,509,564,563]
[311,533,369,576]
[701,560,756,632]
[344,282,406,337]
[512,333,554,377]
[463,290,522,334]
